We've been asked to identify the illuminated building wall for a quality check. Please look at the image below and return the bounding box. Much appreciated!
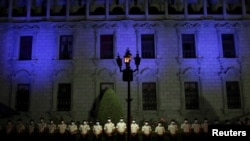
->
[0,0,250,124]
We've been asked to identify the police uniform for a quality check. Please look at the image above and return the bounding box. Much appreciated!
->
[93,121,103,141]
[191,119,201,141]
[37,117,47,141]
[155,122,166,141]
[68,120,78,141]
[141,121,152,141]
[180,119,191,141]
[47,119,57,141]
[131,120,139,141]
[201,119,209,134]
[116,118,127,141]
[5,120,15,140]
[57,120,68,141]
[79,120,91,141]
[104,118,115,141]
[167,120,178,141]
[15,119,26,140]
[28,119,35,141]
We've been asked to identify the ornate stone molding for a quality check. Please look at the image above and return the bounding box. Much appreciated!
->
[201,20,215,28]
[93,23,119,30]
[175,22,201,29]
[12,24,40,30]
[215,22,242,29]
[53,23,76,29]
[133,22,159,29]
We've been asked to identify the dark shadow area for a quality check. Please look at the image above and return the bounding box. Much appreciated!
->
[207,6,223,14]
[110,6,124,15]
[88,88,107,121]
[12,7,27,17]
[31,7,46,16]
[90,7,105,15]
[70,6,86,16]
[188,5,203,14]
[227,6,242,15]
[129,6,144,15]
[168,5,184,14]
[0,7,8,17]
[0,102,19,119]
[149,6,164,15]
[51,6,66,16]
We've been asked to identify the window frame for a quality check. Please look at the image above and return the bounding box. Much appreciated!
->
[176,28,200,59]
[181,34,197,58]
[15,83,30,112]
[184,81,199,110]
[225,81,242,109]
[58,35,74,60]
[100,34,114,59]
[57,83,72,111]
[221,33,237,58]
[216,28,239,59]
[140,34,156,59]
[19,35,33,60]
[13,32,37,61]
[95,28,116,59]
[142,82,157,111]
[136,27,158,59]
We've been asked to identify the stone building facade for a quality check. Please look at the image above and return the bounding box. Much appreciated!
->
[0,0,250,124]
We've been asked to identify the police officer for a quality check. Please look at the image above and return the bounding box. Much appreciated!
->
[28,119,36,141]
[68,120,78,141]
[15,118,26,141]
[5,120,15,141]
[167,120,178,141]
[130,120,140,141]
[92,120,103,141]
[191,118,201,141]
[180,119,191,141]
[155,122,166,141]
[47,119,57,141]
[37,117,47,141]
[79,120,91,141]
[201,118,209,136]
[57,119,68,141]
[116,117,127,141]
[104,117,115,141]
[141,121,152,141]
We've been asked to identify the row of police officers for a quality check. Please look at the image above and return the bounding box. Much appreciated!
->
[3,117,247,141]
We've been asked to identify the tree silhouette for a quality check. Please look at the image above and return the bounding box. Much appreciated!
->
[97,88,124,124]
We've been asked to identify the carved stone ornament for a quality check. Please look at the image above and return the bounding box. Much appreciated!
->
[215,22,242,29]
[93,23,119,29]
[12,24,40,30]
[175,22,201,29]
[133,22,158,29]
[53,23,76,29]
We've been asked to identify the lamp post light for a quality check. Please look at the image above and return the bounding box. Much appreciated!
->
[116,48,141,141]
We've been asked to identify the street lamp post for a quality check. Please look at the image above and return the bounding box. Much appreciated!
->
[116,48,141,141]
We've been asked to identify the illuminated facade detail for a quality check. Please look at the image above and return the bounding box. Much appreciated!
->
[16,84,30,112]
[100,34,114,59]
[19,36,33,60]
[0,0,249,122]
[141,34,155,59]
[142,82,157,110]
